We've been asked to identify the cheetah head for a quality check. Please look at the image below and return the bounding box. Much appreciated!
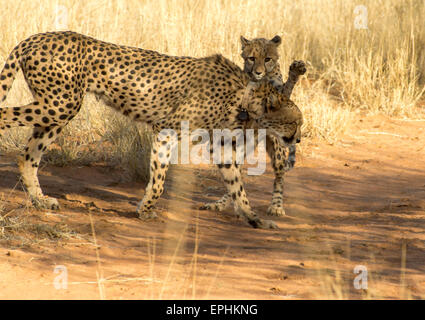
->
[242,82,303,147]
[259,92,303,146]
[240,35,281,81]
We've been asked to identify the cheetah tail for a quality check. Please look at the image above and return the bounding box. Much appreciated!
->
[0,44,21,103]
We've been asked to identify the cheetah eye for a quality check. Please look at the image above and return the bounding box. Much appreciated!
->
[265,57,272,63]
[248,57,255,62]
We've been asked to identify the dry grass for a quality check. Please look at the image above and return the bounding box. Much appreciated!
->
[0,211,81,248]
[0,0,424,170]
[1,1,422,300]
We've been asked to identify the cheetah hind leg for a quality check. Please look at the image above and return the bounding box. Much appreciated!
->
[0,105,61,209]
[18,125,64,210]
[136,134,173,220]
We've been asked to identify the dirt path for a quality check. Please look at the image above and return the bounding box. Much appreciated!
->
[0,114,424,299]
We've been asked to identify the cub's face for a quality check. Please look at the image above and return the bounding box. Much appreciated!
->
[240,35,281,81]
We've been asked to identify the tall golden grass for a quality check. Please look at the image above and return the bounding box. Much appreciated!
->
[0,0,423,175]
[0,1,421,299]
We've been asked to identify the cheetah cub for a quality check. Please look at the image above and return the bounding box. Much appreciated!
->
[240,35,306,101]
[202,36,306,217]
[241,35,306,216]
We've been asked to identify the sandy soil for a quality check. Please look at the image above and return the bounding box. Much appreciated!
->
[0,114,424,300]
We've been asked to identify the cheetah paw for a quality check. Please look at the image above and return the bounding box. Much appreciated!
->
[261,219,278,229]
[138,211,158,220]
[199,203,213,211]
[289,60,307,76]
[32,196,60,210]
[248,217,278,229]
[284,159,295,172]
[267,205,286,216]
[199,202,226,212]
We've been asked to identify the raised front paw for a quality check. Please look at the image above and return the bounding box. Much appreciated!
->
[267,205,286,217]
[32,196,60,210]
[289,60,307,76]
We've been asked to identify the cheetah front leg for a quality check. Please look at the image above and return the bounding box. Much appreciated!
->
[217,163,277,229]
[199,140,236,213]
[199,141,244,213]
[266,136,293,216]
[265,60,305,216]
[279,60,306,98]
[203,138,294,217]
[136,135,171,219]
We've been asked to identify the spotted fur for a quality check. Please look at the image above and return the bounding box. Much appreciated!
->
[0,31,303,229]
[202,35,306,217]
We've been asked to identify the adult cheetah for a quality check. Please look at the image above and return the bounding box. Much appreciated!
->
[0,31,303,229]
[201,35,306,216]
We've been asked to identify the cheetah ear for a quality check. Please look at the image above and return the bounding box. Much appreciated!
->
[240,36,250,49]
[270,35,282,46]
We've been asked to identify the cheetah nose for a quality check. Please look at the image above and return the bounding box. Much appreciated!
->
[255,71,263,75]
[296,138,301,144]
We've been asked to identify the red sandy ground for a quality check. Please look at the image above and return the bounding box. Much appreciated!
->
[0,114,424,299]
